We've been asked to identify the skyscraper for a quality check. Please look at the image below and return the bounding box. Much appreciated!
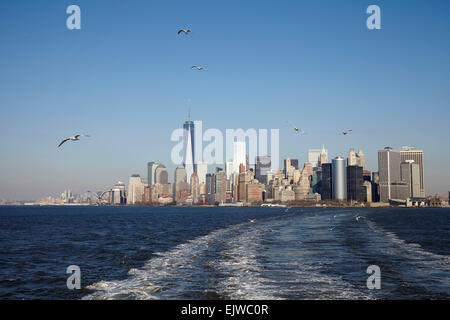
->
[401,160,421,198]
[147,161,164,186]
[225,161,234,180]
[174,166,188,203]
[128,174,145,205]
[183,109,196,183]
[321,163,332,200]
[378,147,401,202]
[284,158,292,179]
[308,149,322,168]
[347,149,358,166]
[215,168,227,203]
[332,157,347,201]
[347,165,364,202]
[357,149,365,169]
[155,165,168,184]
[256,156,271,184]
[111,181,126,204]
[400,147,425,197]
[196,162,207,185]
[190,172,199,204]
[319,145,328,166]
[205,173,216,204]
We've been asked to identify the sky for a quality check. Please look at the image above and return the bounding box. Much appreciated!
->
[0,0,449,200]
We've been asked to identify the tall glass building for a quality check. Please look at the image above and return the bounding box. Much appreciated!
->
[332,157,347,201]
[183,114,196,183]
[321,163,332,200]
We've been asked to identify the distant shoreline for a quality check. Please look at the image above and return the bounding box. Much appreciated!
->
[1,203,448,209]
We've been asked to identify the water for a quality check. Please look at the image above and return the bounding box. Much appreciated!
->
[0,206,449,300]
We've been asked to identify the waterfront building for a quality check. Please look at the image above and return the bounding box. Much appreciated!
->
[280,188,295,202]
[147,161,164,186]
[111,181,126,204]
[215,168,227,203]
[332,157,347,201]
[371,172,380,202]
[400,147,425,197]
[284,158,292,179]
[190,172,199,204]
[378,147,401,202]
[296,165,312,199]
[196,162,207,185]
[400,160,421,198]
[310,169,322,195]
[256,156,271,185]
[347,165,364,202]
[155,165,168,184]
[390,182,410,200]
[246,182,264,203]
[183,110,196,183]
[238,171,253,202]
[174,166,188,203]
[363,181,372,202]
[142,186,152,204]
[128,174,145,205]
[321,163,332,200]
[206,173,216,204]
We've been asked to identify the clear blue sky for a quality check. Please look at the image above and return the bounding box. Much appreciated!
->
[0,0,449,200]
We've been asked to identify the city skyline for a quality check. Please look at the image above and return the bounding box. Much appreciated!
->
[1,0,450,200]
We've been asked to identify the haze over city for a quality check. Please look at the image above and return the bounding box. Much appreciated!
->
[1,0,449,200]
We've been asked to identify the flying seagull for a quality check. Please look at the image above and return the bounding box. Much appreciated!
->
[287,121,306,135]
[58,134,90,147]
[178,29,191,35]
[341,130,353,136]
[191,65,205,71]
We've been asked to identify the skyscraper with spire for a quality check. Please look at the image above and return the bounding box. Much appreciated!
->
[183,106,196,183]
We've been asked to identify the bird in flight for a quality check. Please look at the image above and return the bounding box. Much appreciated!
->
[341,130,353,136]
[191,65,205,71]
[58,134,90,148]
[178,29,191,35]
[287,121,306,135]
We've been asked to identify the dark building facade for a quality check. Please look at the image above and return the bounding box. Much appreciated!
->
[255,156,271,185]
[321,163,332,200]
[347,166,364,202]
[290,159,299,170]
[205,173,216,204]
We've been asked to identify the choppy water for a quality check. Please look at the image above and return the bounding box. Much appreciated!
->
[0,206,449,300]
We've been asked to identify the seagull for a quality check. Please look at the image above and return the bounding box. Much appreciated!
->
[341,130,353,136]
[249,219,255,223]
[178,29,191,35]
[354,215,364,221]
[287,121,307,135]
[191,65,205,71]
[58,134,90,147]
